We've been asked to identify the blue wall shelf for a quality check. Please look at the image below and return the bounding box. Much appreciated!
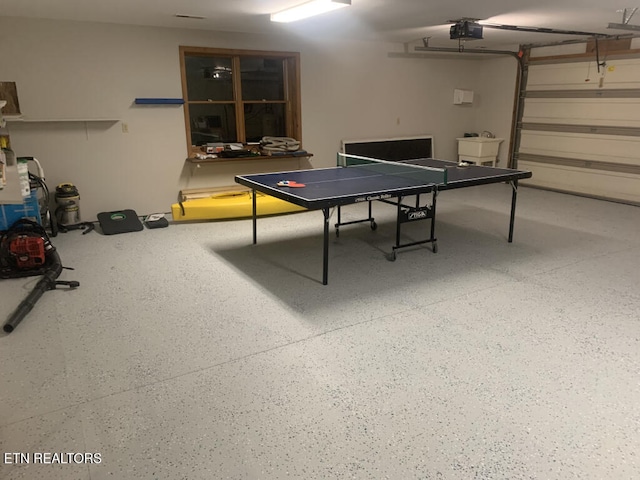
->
[134,98,184,105]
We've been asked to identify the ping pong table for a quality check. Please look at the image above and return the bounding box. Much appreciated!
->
[235,154,532,285]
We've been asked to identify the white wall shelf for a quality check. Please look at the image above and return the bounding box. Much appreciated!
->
[6,118,119,123]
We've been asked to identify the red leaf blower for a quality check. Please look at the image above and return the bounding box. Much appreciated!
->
[1,219,79,333]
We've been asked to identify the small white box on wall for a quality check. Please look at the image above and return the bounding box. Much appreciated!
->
[453,89,474,105]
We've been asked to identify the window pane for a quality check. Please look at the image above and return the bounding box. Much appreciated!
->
[244,103,286,143]
[188,104,237,145]
[185,56,233,101]
[240,58,284,101]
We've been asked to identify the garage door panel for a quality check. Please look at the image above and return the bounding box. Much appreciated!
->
[519,131,640,166]
[527,59,640,91]
[522,98,640,127]
[519,161,640,204]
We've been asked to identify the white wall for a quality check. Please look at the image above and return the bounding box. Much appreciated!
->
[0,16,518,220]
[469,55,521,165]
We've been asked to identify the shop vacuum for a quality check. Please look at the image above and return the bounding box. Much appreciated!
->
[55,183,94,233]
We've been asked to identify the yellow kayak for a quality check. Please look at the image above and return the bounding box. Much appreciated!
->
[171,190,306,221]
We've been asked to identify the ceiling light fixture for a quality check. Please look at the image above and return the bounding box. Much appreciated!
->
[608,7,640,31]
[609,22,640,31]
[270,0,351,23]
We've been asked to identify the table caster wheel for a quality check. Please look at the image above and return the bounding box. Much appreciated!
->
[371,221,377,231]
[388,250,397,261]
[432,242,438,253]
[336,228,340,238]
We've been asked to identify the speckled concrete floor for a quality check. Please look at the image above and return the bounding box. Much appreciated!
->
[1,184,639,479]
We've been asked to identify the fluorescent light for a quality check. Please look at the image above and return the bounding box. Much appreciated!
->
[271,0,351,23]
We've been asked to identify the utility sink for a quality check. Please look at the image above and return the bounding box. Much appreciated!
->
[456,137,504,167]
[456,137,504,158]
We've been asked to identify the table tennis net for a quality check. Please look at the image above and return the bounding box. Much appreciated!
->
[337,153,447,185]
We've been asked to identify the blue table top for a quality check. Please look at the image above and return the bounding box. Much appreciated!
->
[235,158,531,209]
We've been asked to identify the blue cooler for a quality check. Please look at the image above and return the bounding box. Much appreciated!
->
[0,190,41,231]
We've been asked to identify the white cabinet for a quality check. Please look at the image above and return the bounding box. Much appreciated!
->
[457,137,504,167]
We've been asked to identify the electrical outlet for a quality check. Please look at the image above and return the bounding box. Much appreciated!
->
[121,122,129,133]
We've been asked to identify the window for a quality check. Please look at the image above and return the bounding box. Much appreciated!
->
[179,47,302,156]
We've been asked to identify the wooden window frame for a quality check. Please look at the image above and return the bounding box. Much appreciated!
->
[179,46,302,158]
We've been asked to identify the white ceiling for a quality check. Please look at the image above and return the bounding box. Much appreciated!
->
[1,0,638,49]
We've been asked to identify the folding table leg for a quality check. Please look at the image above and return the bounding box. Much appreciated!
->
[395,196,403,249]
[252,189,257,244]
[334,201,376,237]
[390,190,438,260]
[508,180,518,243]
[430,190,438,253]
[322,208,330,285]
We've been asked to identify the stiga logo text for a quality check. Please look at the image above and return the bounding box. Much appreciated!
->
[408,211,428,220]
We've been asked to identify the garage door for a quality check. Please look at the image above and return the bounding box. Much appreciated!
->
[516,44,640,205]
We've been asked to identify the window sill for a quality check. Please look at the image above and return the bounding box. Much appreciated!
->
[186,152,312,164]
